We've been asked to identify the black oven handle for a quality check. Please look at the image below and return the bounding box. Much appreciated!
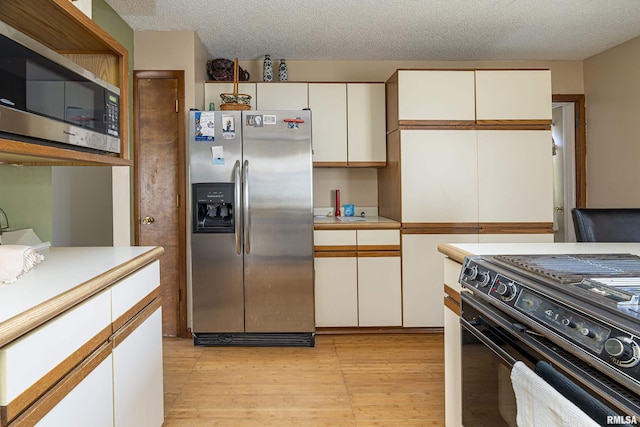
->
[460,317,517,367]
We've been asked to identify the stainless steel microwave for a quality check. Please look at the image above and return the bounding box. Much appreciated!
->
[0,22,120,154]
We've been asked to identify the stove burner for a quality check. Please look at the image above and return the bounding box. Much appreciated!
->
[495,253,640,284]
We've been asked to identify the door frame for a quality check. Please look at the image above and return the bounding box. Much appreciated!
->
[133,70,188,337]
[552,94,586,209]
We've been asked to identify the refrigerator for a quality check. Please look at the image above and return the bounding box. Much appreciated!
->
[189,110,315,346]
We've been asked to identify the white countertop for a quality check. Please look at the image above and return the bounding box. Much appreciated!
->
[314,215,400,229]
[0,246,159,325]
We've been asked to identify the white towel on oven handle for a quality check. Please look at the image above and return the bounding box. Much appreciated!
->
[510,361,600,427]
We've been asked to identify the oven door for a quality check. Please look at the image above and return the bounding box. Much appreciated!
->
[461,293,538,426]
[461,291,640,427]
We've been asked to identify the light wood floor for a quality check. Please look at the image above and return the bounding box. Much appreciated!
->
[162,333,445,426]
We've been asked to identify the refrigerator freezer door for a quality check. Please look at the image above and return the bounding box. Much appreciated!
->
[241,111,315,332]
[190,111,245,332]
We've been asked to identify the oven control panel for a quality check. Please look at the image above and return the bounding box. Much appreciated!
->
[515,288,611,354]
[459,257,640,381]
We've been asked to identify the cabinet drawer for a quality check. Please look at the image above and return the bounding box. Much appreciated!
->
[0,290,111,412]
[314,230,357,249]
[356,229,399,247]
[111,260,160,330]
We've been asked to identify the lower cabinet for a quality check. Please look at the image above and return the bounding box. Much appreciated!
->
[314,228,401,327]
[113,306,164,427]
[0,260,163,427]
[357,256,401,326]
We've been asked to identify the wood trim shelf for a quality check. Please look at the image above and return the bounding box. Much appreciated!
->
[0,0,131,166]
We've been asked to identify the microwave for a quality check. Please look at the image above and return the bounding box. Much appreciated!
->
[0,22,120,154]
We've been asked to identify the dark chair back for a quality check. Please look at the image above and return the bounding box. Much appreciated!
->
[571,208,640,242]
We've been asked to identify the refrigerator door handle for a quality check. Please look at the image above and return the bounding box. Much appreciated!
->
[234,160,242,254]
[243,159,250,254]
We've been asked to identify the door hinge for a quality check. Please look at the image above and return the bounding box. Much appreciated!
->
[176,194,180,208]
[175,99,179,113]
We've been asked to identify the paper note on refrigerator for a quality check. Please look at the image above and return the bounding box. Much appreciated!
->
[212,146,224,165]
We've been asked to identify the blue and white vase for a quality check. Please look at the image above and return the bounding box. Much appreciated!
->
[278,59,288,81]
[263,55,273,82]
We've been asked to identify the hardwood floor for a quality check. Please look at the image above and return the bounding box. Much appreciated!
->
[162,333,445,426]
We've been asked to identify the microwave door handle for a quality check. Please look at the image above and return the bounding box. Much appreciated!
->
[234,160,241,254]
[461,317,517,367]
[243,160,250,254]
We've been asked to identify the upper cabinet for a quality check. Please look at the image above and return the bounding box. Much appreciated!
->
[390,70,476,128]
[346,83,386,166]
[256,83,308,110]
[0,0,130,166]
[310,82,386,167]
[475,70,552,121]
[308,83,348,165]
[386,68,552,131]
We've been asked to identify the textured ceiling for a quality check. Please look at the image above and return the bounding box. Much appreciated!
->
[105,0,640,61]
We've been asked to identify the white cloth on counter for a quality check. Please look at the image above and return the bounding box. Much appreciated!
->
[510,361,599,427]
[0,245,45,284]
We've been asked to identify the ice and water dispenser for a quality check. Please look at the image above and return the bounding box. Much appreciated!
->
[192,183,235,233]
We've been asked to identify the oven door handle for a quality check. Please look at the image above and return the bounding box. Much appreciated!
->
[461,317,517,367]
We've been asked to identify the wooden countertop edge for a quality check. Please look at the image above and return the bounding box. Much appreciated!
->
[0,246,164,348]
[314,221,401,230]
[437,243,472,264]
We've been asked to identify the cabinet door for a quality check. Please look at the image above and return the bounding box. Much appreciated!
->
[477,130,553,223]
[475,70,552,120]
[256,83,308,110]
[397,70,475,121]
[309,83,347,164]
[314,257,358,327]
[402,234,478,327]
[113,306,164,427]
[36,353,114,427]
[357,256,402,326]
[401,130,478,223]
[347,83,386,164]
[204,82,256,110]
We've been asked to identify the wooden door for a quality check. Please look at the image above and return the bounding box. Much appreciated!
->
[133,70,186,337]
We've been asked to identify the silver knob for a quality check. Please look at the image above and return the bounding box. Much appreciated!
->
[605,338,634,361]
[496,282,517,300]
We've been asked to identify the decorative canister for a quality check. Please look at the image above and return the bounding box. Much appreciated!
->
[263,55,273,82]
[278,59,288,81]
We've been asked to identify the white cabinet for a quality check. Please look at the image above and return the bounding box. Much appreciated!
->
[402,234,478,327]
[0,257,163,426]
[314,257,358,327]
[308,83,348,164]
[347,83,386,164]
[477,130,554,223]
[443,258,463,427]
[204,82,256,110]
[256,83,308,110]
[113,306,164,427]
[309,83,386,166]
[314,228,401,327]
[358,256,401,326]
[37,351,114,427]
[475,70,552,121]
[396,70,476,122]
[400,130,478,223]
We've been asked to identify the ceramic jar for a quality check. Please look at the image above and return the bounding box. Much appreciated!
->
[263,55,273,82]
[278,59,288,81]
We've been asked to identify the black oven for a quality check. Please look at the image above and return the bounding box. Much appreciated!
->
[461,291,640,427]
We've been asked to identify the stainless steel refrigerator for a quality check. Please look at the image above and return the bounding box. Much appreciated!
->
[189,110,314,346]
